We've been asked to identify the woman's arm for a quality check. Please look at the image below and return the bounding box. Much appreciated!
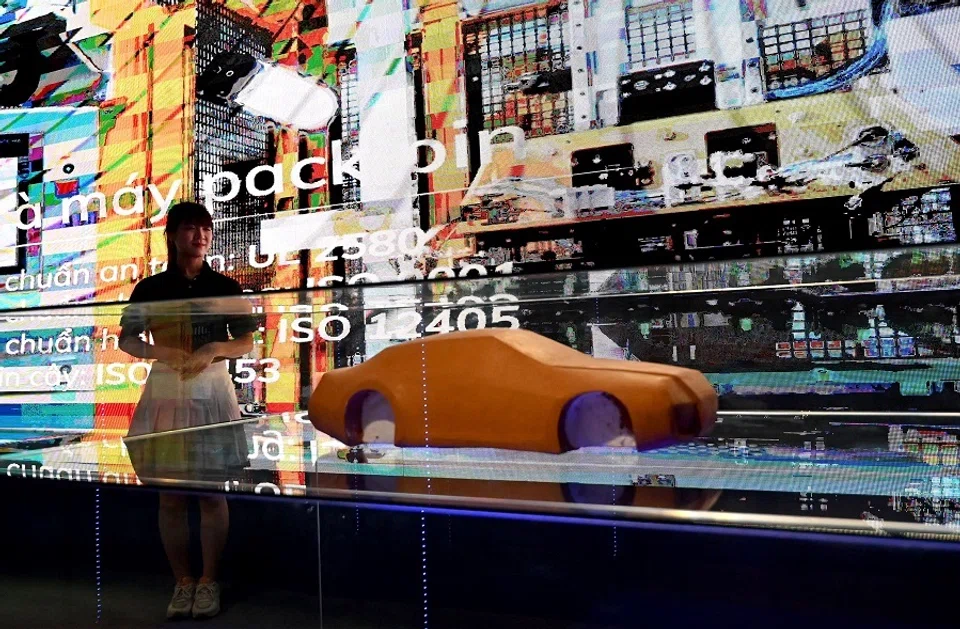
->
[178,333,254,378]
[200,293,256,362]
[118,284,190,369]
[198,334,255,361]
[119,335,187,363]
[178,292,257,378]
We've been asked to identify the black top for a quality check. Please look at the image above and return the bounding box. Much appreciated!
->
[119,262,257,352]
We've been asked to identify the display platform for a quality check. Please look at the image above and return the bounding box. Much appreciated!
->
[4,246,960,542]
[4,410,959,538]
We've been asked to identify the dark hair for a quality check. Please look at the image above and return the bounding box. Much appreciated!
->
[165,201,213,264]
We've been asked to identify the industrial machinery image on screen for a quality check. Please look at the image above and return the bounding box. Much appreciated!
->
[0,0,959,526]
[309,328,718,454]
[1,0,960,312]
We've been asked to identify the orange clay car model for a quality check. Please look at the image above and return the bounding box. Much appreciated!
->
[309,328,717,454]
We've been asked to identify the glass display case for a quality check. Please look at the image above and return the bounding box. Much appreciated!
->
[5,0,960,625]
[3,249,960,627]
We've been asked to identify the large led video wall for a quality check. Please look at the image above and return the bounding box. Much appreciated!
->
[1,0,960,443]
[1,0,959,308]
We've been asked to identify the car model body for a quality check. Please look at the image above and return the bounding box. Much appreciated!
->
[309,328,717,454]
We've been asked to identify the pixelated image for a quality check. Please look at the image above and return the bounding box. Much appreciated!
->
[0,0,959,533]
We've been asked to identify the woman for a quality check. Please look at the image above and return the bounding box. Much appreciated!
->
[119,201,255,620]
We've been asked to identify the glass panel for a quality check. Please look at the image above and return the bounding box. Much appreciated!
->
[1,250,960,540]
[98,486,322,626]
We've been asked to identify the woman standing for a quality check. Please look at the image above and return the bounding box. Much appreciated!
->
[119,201,256,619]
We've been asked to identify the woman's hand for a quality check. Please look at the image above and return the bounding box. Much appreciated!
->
[155,347,189,372]
[179,344,220,380]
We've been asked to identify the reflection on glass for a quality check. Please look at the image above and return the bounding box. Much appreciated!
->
[119,202,256,620]
[1,246,960,541]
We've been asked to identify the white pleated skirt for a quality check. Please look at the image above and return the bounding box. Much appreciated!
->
[128,361,241,436]
[125,361,248,480]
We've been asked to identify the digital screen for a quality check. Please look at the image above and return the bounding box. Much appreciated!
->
[0,248,958,503]
[0,0,959,535]
[625,0,696,71]
[0,0,954,305]
[0,157,18,269]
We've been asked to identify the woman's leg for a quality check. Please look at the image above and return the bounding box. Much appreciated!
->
[197,495,230,582]
[157,493,192,581]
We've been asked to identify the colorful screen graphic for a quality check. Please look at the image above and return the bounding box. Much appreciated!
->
[1,0,960,480]
[6,249,960,511]
[0,0,956,309]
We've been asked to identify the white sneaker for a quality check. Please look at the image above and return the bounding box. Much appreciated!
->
[166,581,196,619]
[192,581,221,618]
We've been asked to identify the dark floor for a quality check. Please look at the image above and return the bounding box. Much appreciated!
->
[1,476,956,628]
[0,574,927,629]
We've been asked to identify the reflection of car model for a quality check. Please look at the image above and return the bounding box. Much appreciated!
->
[336,446,386,464]
[309,471,722,510]
[239,401,267,418]
[309,329,717,454]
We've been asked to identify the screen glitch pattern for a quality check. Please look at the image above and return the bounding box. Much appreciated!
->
[624,0,696,72]
[463,3,573,138]
[0,0,956,507]
[759,9,870,92]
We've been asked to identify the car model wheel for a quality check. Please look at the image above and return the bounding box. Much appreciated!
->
[560,392,636,451]
[345,390,396,445]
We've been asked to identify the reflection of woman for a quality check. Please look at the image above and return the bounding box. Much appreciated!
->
[119,202,255,620]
